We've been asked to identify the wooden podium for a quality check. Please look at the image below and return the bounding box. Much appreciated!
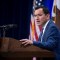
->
[0,37,54,60]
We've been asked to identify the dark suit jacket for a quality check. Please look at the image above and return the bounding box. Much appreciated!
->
[33,20,60,60]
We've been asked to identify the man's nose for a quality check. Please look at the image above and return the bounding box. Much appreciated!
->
[35,16,39,20]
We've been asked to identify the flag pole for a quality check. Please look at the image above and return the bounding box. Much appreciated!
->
[54,0,56,23]
[32,1,36,60]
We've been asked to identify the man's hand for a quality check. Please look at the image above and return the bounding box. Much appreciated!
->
[20,39,33,47]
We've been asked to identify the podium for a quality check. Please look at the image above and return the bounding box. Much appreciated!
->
[0,37,54,60]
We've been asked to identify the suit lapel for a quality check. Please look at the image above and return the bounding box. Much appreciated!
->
[42,20,53,42]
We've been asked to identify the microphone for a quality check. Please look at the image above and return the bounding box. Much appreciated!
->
[5,24,17,28]
[0,24,17,29]
[0,24,17,37]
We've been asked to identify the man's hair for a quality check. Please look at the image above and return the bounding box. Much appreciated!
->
[34,5,50,15]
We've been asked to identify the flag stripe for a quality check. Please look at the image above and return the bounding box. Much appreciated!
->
[34,21,39,41]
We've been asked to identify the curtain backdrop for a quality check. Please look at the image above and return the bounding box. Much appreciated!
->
[0,0,33,40]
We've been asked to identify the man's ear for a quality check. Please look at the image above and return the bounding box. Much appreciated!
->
[46,14,50,20]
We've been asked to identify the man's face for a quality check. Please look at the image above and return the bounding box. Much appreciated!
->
[34,8,49,26]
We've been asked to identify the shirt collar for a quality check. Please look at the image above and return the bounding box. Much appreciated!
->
[43,20,50,34]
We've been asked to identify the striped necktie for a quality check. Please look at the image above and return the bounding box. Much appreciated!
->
[40,28,43,42]
[38,28,43,42]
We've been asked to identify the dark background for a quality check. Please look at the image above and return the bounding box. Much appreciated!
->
[0,0,33,40]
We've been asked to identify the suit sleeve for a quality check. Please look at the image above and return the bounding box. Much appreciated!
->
[33,26,59,51]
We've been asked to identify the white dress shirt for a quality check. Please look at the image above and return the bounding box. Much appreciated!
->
[41,20,50,42]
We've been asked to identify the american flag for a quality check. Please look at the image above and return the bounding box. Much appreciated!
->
[29,0,42,41]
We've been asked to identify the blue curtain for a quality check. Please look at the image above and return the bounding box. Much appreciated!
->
[0,0,33,40]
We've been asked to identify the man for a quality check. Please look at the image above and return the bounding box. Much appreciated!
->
[20,5,60,60]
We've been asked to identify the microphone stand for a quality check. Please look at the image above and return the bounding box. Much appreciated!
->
[0,25,7,37]
[3,26,6,37]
